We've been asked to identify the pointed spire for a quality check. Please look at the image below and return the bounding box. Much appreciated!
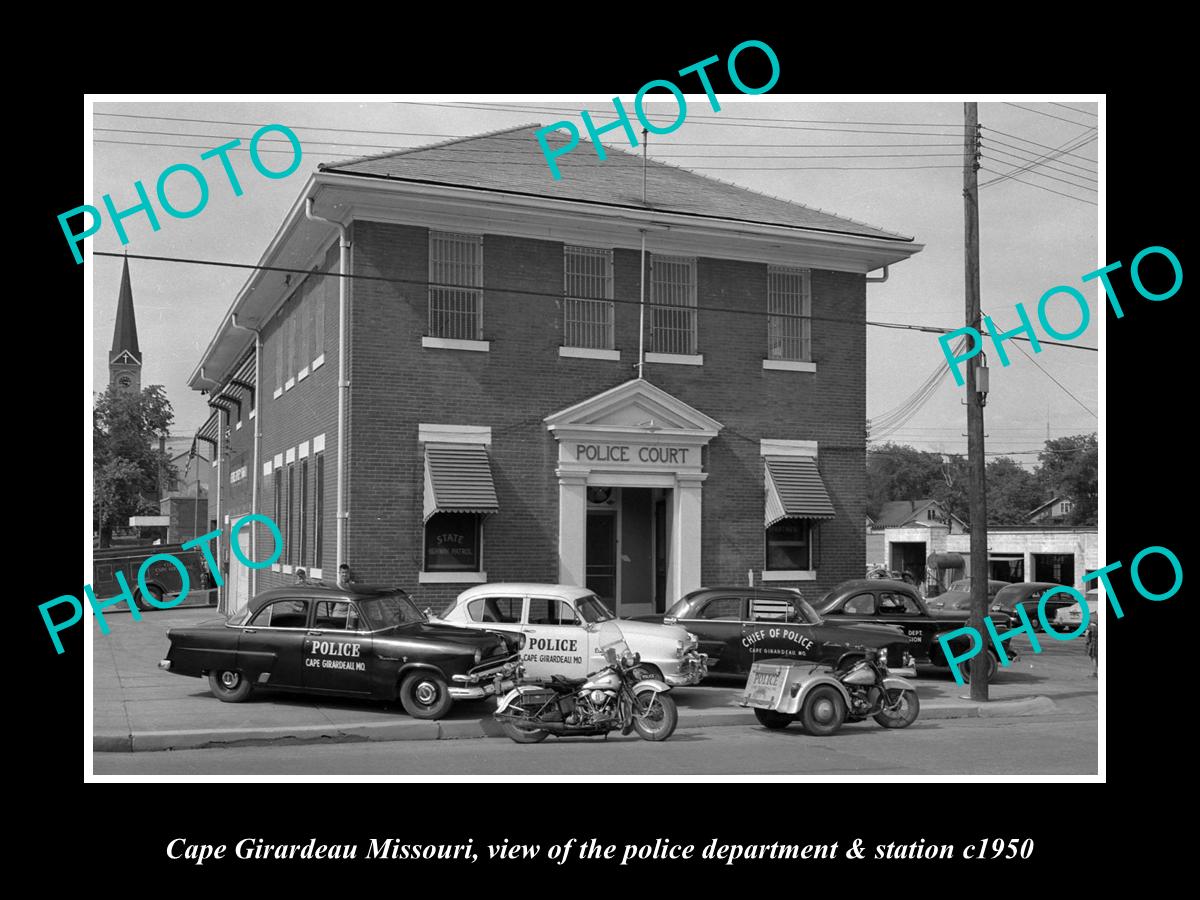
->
[110,257,141,364]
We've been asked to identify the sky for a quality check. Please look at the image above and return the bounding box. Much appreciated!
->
[88,98,1099,466]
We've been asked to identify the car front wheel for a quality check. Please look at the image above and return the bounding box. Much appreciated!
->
[208,669,252,702]
[399,671,453,720]
[135,583,165,611]
[961,653,999,684]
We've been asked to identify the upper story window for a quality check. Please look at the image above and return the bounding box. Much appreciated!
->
[767,265,812,362]
[429,231,483,341]
[563,245,614,350]
[650,254,697,355]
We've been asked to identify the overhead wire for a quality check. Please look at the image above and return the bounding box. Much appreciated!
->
[92,251,1098,353]
[978,167,1098,206]
[982,310,1097,419]
[1002,102,1097,128]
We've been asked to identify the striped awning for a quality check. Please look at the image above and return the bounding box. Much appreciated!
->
[423,444,500,523]
[196,411,220,447]
[764,455,835,527]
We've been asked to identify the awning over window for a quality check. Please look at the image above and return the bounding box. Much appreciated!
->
[423,443,500,523]
[764,455,835,527]
[196,411,220,449]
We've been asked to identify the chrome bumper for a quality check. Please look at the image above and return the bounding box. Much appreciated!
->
[665,652,709,686]
[158,659,171,670]
[449,660,522,700]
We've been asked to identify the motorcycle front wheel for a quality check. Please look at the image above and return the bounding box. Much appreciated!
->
[873,688,920,729]
[632,690,678,742]
[497,702,550,744]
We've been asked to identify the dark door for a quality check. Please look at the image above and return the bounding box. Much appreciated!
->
[878,589,937,659]
[236,597,310,687]
[586,511,617,607]
[654,498,667,613]
[302,599,372,695]
[674,595,747,672]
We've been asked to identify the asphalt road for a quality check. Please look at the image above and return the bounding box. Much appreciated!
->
[93,711,1097,776]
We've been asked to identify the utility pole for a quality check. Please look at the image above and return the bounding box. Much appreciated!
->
[963,102,989,701]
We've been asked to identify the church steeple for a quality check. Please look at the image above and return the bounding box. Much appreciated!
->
[109,257,142,393]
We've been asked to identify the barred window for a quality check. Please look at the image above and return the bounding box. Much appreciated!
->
[767,266,812,362]
[563,246,614,349]
[650,255,697,355]
[429,232,483,340]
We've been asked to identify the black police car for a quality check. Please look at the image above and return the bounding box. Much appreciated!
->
[159,580,520,719]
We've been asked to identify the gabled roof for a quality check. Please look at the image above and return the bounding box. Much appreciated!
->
[871,498,947,529]
[320,124,912,242]
[1026,497,1065,519]
[110,257,141,364]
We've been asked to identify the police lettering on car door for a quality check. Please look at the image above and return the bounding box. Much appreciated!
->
[525,636,583,667]
[305,639,366,671]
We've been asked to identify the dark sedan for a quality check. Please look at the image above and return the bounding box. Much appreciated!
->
[635,587,910,674]
[160,581,521,719]
[925,578,1010,611]
[991,582,1081,631]
[815,579,1011,682]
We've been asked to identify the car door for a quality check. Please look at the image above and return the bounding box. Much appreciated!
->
[672,594,747,671]
[236,598,310,688]
[521,595,589,680]
[878,589,936,660]
[302,599,372,695]
[740,594,820,670]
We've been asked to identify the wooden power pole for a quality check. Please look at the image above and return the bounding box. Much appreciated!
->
[963,102,989,701]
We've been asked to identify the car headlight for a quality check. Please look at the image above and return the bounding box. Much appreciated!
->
[474,648,482,665]
[518,633,526,651]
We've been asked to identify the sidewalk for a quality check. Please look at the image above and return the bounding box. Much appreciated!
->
[94,608,1093,752]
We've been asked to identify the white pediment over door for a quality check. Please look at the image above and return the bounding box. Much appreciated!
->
[544,378,723,442]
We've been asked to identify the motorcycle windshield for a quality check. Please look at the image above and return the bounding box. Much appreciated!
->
[595,621,631,661]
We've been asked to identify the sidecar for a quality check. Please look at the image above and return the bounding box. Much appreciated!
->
[737,657,915,736]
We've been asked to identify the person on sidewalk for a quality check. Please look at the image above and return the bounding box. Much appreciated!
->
[1085,619,1098,678]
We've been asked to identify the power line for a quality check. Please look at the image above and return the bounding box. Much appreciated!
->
[93,138,965,171]
[979,126,1098,163]
[981,154,1098,192]
[94,112,966,150]
[980,129,1098,190]
[1002,102,1097,128]
[981,145,1098,184]
[983,309,1097,418]
[96,125,968,158]
[1049,102,1098,118]
[978,166,1098,206]
[93,251,1099,352]
[980,135,1098,174]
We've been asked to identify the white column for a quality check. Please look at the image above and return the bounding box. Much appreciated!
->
[671,473,706,601]
[557,471,588,587]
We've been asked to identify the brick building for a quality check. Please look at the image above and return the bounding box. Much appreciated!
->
[188,125,922,618]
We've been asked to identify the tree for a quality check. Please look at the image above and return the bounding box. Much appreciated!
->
[866,443,944,518]
[93,385,177,546]
[985,457,1044,525]
[1036,433,1098,525]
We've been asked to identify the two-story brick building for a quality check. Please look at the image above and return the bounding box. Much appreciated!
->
[189,124,922,618]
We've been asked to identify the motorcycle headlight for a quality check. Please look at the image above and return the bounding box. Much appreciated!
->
[517,633,526,651]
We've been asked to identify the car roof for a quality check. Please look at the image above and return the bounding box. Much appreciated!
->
[246,581,409,613]
[831,579,915,592]
[454,583,596,601]
[683,586,803,597]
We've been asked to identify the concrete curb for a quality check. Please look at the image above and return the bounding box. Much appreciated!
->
[93,696,1057,752]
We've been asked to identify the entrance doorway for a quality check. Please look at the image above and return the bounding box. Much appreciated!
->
[890,541,927,585]
[1033,553,1075,586]
[585,510,616,607]
[584,487,665,617]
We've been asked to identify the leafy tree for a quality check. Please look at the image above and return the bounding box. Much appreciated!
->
[986,456,1044,525]
[93,385,177,546]
[1037,433,1098,525]
[866,443,944,518]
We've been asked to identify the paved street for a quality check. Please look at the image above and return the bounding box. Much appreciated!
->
[94,710,1096,775]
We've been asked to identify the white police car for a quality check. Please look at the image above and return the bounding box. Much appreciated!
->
[437,583,707,685]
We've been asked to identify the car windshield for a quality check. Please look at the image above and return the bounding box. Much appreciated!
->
[948,579,972,591]
[356,593,426,630]
[576,594,616,623]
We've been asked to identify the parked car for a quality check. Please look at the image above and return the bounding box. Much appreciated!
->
[1052,591,1098,633]
[160,581,521,719]
[814,579,1011,682]
[437,584,708,686]
[990,582,1079,631]
[925,578,1010,611]
[634,586,911,675]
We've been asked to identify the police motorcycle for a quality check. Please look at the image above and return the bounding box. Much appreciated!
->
[739,647,920,736]
[494,642,678,743]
